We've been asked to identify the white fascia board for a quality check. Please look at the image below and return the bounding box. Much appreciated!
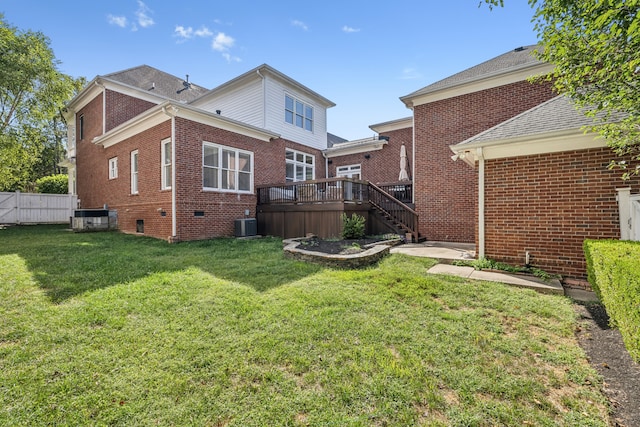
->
[94,105,170,148]
[175,103,279,142]
[94,102,280,148]
[67,77,167,113]
[450,129,607,163]
[369,117,413,133]
[404,63,554,108]
[324,141,387,158]
[66,79,103,112]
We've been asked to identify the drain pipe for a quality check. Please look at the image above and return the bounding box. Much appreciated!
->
[477,147,485,259]
[162,105,178,240]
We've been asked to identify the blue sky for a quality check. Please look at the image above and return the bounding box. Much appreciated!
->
[2,1,538,140]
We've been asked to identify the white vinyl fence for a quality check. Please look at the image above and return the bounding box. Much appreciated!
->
[0,191,78,224]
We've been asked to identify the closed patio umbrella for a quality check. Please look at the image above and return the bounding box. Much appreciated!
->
[399,143,409,181]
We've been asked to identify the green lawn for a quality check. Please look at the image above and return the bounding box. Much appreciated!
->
[0,225,609,426]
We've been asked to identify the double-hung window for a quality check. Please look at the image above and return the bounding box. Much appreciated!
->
[131,150,139,194]
[161,138,171,190]
[203,142,253,193]
[285,95,313,132]
[108,157,118,179]
[285,149,314,182]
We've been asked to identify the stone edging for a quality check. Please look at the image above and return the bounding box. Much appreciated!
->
[283,237,402,268]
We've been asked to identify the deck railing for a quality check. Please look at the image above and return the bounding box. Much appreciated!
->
[257,178,368,205]
[257,178,418,241]
[377,182,413,205]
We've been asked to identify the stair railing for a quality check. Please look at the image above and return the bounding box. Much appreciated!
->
[368,182,419,242]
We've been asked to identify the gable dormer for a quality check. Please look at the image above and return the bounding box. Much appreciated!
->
[190,64,335,150]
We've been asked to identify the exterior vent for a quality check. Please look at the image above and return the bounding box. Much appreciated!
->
[234,218,257,237]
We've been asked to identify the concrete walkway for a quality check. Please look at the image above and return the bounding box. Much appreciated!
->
[391,241,597,300]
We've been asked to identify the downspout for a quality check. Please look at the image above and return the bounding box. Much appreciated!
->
[171,114,176,239]
[256,69,266,128]
[162,105,178,240]
[477,147,485,259]
[411,108,416,203]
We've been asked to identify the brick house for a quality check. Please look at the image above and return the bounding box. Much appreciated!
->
[64,64,335,241]
[401,45,639,280]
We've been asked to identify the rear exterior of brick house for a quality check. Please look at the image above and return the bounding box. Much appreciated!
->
[66,65,333,242]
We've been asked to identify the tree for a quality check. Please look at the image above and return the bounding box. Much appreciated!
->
[0,14,84,191]
[483,0,640,179]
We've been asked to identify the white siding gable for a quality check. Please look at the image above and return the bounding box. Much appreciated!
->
[194,79,263,128]
[264,75,327,150]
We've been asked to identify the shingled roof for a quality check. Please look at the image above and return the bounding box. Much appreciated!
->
[103,65,209,103]
[456,95,601,146]
[401,44,546,103]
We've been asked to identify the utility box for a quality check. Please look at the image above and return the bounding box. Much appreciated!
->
[234,218,257,237]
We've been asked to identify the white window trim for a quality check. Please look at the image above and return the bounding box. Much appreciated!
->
[336,164,361,179]
[202,141,254,194]
[108,157,118,180]
[284,94,314,132]
[131,150,139,195]
[161,138,171,190]
[286,148,315,182]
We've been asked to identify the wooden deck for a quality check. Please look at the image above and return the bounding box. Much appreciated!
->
[256,178,417,240]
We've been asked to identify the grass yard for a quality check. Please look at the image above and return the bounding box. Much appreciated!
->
[0,225,609,426]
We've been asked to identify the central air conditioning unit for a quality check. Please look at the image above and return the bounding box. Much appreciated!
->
[234,218,257,237]
[72,209,117,231]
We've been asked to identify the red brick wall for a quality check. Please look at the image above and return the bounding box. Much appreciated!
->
[413,80,556,242]
[329,126,413,184]
[105,90,156,132]
[172,118,326,241]
[76,93,106,208]
[484,148,640,279]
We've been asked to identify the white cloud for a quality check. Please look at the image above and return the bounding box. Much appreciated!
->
[212,32,235,52]
[175,25,212,41]
[135,0,155,28]
[222,53,242,63]
[291,20,308,31]
[400,67,422,80]
[342,25,360,33]
[194,27,213,37]
[107,14,128,28]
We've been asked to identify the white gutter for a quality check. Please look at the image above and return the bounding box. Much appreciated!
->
[477,147,485,259]
[256,69,266,128]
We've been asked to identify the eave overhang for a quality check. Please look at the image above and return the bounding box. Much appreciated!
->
[449,128,607,167]
[93,101,280,149]
[401,62,554,108]
[369,117,413,134]
[324,138,388,158]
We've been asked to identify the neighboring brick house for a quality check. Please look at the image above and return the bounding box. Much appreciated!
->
[64,64,335,241]
[401,45,557,243]
[326,117,413,186]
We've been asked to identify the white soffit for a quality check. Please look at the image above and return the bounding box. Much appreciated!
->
[369,117,413,133]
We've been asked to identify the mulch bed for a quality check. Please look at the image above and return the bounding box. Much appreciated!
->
[296,237,390,255]
[574,303,640,427]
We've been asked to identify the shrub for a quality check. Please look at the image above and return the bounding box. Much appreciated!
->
[36,174,68,194]
[341,213,365,239]
[584,239,640,362]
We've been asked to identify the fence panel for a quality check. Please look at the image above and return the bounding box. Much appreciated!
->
[0,192,78,224]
